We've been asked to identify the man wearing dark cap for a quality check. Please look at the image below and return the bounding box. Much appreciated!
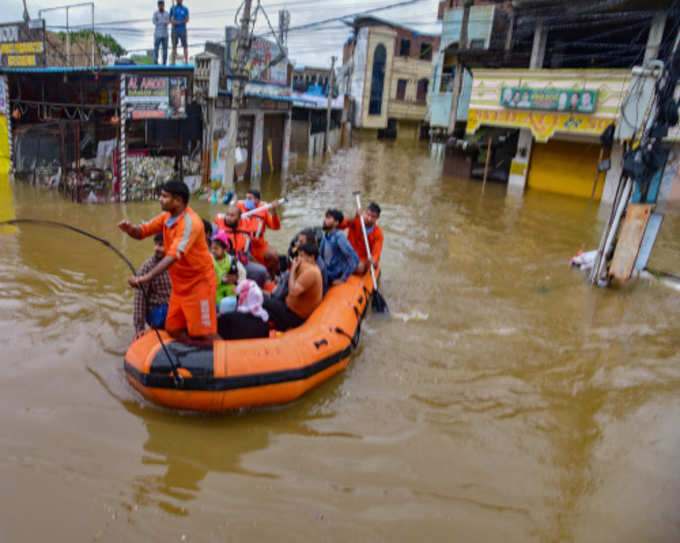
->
[118,180,219,346]
[152,0,169,65]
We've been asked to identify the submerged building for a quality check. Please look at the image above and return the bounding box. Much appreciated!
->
[428,0,680,203]
[340,16,440,140]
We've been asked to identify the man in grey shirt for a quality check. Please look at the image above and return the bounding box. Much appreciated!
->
[152,0,170,65]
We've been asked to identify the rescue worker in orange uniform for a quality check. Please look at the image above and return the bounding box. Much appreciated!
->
[118,180,220,347]
[213,204,269,287]
[236,189,281,276]
[339,201,384,275]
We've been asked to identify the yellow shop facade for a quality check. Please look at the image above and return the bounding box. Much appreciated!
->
[465,68,631,200]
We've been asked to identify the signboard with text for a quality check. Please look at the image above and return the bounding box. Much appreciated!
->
[466,108,611,142]
[0,20,46,67]
[500,87,597,114]
[123,75,187,119]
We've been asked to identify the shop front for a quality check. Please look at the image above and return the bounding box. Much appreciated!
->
[465,69,630,199]
[2,65,197,203]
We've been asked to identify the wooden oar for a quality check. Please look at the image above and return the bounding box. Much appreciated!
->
[353,191,389,315]
[241,197,287,219]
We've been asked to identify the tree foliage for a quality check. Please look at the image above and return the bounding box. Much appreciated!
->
[57,31,126,57]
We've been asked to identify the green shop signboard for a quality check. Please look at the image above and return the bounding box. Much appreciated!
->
[500,87,598,113]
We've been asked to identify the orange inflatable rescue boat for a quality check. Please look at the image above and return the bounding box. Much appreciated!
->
[124,270,376,412]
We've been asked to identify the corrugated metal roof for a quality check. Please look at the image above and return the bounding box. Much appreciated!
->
[0,64,194,74]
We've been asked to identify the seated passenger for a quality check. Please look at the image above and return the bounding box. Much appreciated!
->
[339,202,383,275]
[263,241,322,331]
[320,209,359,286]
[133,233,171,339]
[217,279,270,340]
[236,189,281,276]
[214,204,269,287]
[211,232,246,314]
[272,228,328,301]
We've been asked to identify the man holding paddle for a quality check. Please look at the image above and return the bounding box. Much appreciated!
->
[339,201,383,276]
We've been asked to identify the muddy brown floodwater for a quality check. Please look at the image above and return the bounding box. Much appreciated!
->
[1,139,680,542]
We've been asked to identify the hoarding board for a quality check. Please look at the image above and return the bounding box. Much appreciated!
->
[0,20,46,67]
[500,87,597,113]
[225,28,288,87]
[123,75,187,119]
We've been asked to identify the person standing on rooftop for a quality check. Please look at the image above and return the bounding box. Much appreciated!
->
[152,0,169,65]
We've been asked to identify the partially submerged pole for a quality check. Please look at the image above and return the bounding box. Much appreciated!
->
[482,137,492,190]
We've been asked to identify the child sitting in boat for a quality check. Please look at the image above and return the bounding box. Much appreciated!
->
[133,233,171,339]
[217,279,270,340]
[211,232,246,314]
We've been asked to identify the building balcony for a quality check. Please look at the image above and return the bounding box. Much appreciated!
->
[427,75,473,128]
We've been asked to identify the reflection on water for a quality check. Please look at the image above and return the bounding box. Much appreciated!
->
[1,140,680,541]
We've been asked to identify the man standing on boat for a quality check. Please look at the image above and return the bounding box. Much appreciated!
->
[118,180,220,347]
[339,202,383,275]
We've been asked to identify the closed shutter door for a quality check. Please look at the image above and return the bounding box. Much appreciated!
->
[528,140,602,199]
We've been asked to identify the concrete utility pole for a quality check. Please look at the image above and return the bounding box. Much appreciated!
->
[325,55,337,155]
[447,0,473,135]
[223,0,253,188]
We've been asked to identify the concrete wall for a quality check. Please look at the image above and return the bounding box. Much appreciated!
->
[305,128,342,157]
[360,26,396,129]
[428,68,473,127]
[290,119,309,156]
[396,120,422,140]
[388,56,434,122]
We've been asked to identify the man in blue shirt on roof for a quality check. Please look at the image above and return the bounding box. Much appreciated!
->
[170,0,189,65]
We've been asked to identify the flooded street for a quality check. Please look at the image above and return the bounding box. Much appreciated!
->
[1,139,680,541]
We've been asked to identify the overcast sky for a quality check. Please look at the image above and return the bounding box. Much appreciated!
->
[7,0,442,67]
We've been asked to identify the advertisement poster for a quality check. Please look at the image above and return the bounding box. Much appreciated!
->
[225,30,288,86]
[124,75,187,119]
[500,87,597,113]
[0,21,46,67]
[210,109,230,185]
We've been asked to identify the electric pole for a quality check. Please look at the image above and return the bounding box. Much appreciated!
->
[325,55,337,155]
[447,0,473,135]
[223,0,253,189]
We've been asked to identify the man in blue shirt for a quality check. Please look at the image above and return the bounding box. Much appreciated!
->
[170,0,189,65]
[320,209,359,285]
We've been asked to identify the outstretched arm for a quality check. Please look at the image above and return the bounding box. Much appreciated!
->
[117,220,143,239]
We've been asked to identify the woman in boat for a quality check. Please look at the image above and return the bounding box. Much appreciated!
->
[217,279,270,340]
